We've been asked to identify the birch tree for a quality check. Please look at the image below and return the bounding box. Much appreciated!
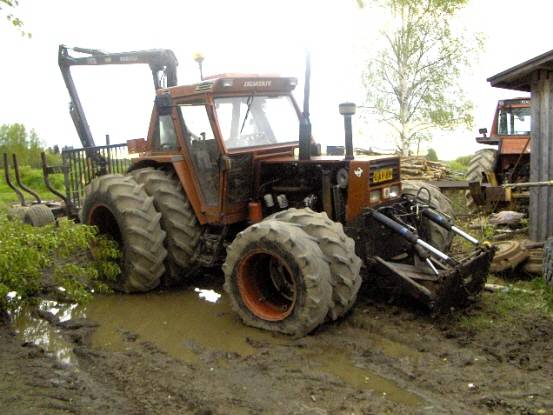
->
[359,0,481,155]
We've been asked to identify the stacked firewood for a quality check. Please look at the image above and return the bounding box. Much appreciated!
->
[400,157,450,180]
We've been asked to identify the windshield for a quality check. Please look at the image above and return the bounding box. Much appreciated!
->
[497,106,531,135]
[214,95,298,149]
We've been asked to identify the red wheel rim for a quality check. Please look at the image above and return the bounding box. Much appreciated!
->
[236,249,297,321]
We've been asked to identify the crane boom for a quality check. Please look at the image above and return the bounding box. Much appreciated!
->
[58,44,178,149]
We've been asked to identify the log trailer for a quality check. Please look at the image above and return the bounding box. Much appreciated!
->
[6,45,495,336]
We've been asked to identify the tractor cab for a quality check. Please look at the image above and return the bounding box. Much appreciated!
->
[129,75,303,225]
[477,98,531,154]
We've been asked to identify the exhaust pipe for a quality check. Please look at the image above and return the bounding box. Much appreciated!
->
[339,102,356,160]
[298,52,312,161]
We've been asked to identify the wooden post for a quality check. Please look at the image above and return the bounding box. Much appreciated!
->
[530,70,553,241]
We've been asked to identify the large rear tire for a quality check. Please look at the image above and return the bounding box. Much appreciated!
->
[266,208,362,320]
[543,237,553,288]
[80,174,167,293]
[401,180,454,252]
[223,220,332,337]
[465,149,497,212]
[131,167,201,286]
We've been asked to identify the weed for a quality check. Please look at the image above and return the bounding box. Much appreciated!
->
[0,214,120,312]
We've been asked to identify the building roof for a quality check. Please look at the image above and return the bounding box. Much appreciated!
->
[488,49,553,92]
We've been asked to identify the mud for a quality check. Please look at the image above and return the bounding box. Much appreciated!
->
[2,274,553,415]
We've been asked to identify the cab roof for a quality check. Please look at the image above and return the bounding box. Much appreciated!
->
[160,74,298,99]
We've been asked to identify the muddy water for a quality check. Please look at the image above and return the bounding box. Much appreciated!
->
[13,287,423,407]
[12,301,79,366]
[81,289,280,362]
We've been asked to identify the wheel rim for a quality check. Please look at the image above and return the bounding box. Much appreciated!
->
[237,249,297,321]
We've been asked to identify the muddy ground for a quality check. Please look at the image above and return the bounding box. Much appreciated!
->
[1,272,552,415]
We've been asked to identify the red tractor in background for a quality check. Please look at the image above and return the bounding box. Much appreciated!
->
[466,97,531,211]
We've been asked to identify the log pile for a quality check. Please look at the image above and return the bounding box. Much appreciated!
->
[400,157,451,180]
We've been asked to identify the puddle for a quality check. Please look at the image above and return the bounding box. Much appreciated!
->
[11,301,79,366]
[313,346,423,407]
[79,287,281,362]
[10,286,422,408]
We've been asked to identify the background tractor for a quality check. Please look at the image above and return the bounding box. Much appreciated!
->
[46,46,494,337]
[466,97,531,211]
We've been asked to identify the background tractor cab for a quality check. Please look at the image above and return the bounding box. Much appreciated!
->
[466,98,532,211]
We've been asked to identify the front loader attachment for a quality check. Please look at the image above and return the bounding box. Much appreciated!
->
[374,246,494,311]
[363,205,495,311]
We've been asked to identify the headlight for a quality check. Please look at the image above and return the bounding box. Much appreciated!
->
[370,190,381,204]
[389,184,401,198]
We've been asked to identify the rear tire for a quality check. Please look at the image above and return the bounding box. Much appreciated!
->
[24,204,56,227]
[543,237,553,288]
[131,167,201,286]
[401,180,454,252]
[266,208,362,320]
[465,149,497,212]
[80,174,167,293]
[223,220,332,336]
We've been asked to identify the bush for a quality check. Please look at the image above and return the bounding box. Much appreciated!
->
[0,215,120,312]
[446,154,472,174]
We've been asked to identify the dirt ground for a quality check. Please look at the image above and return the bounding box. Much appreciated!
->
[1,273,553,415]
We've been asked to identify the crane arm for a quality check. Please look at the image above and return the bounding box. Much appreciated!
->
[58,44,178,149]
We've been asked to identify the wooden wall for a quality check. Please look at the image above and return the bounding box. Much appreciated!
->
[530,70,553,241]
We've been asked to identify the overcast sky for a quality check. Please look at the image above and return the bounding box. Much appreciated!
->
[0,0,551,160]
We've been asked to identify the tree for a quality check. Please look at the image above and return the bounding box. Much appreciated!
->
[0,123,43,168]
[426,148,438,161]
[359,0,481,155]
[0,0,30,37]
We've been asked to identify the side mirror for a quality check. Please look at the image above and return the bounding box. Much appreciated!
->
[478,127,488,137]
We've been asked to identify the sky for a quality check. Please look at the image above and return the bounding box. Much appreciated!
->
[0,0,551,160]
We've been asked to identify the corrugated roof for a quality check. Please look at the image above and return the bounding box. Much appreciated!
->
[488,49,553,92]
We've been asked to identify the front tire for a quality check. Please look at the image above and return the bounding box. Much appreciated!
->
[80,174,167,293]
[266,208,362,320]
[223,220,332,336]
[465,149,497,212]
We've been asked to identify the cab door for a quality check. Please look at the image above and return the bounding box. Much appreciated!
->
[176,101,223,218]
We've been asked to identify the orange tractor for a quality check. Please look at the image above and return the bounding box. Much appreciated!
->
[55,45,494,336]
[466,98,531,211]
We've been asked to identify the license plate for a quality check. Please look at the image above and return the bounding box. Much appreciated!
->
[372,168,393,183]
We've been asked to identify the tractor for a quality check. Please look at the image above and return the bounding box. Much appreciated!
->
[55,45,494,337]
[466,97,531,211]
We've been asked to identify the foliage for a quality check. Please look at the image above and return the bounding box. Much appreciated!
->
[426,148,438,161]
[0,0,29,37]
[457,276,553,331]
[446,154,472,174]
[0,215,120,312]
[359,0,482,155]
[0,123,60,168]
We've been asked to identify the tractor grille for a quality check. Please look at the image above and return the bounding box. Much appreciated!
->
[368,158,400,185]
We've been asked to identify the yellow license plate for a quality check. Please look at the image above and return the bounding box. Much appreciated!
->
[372,168,393,183]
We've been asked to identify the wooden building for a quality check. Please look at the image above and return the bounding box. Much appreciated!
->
[488,49,553,241]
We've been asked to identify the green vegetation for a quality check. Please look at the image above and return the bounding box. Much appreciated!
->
[457,277,553,331]
[446,154,472,175]
[0,0,30,37]
[359,0,482,155]
[426,148,438,161]
[0,123,64,209]
[0,215,120,313]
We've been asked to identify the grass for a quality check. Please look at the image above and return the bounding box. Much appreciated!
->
[0,166,64,210]
[457,276,553,331]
